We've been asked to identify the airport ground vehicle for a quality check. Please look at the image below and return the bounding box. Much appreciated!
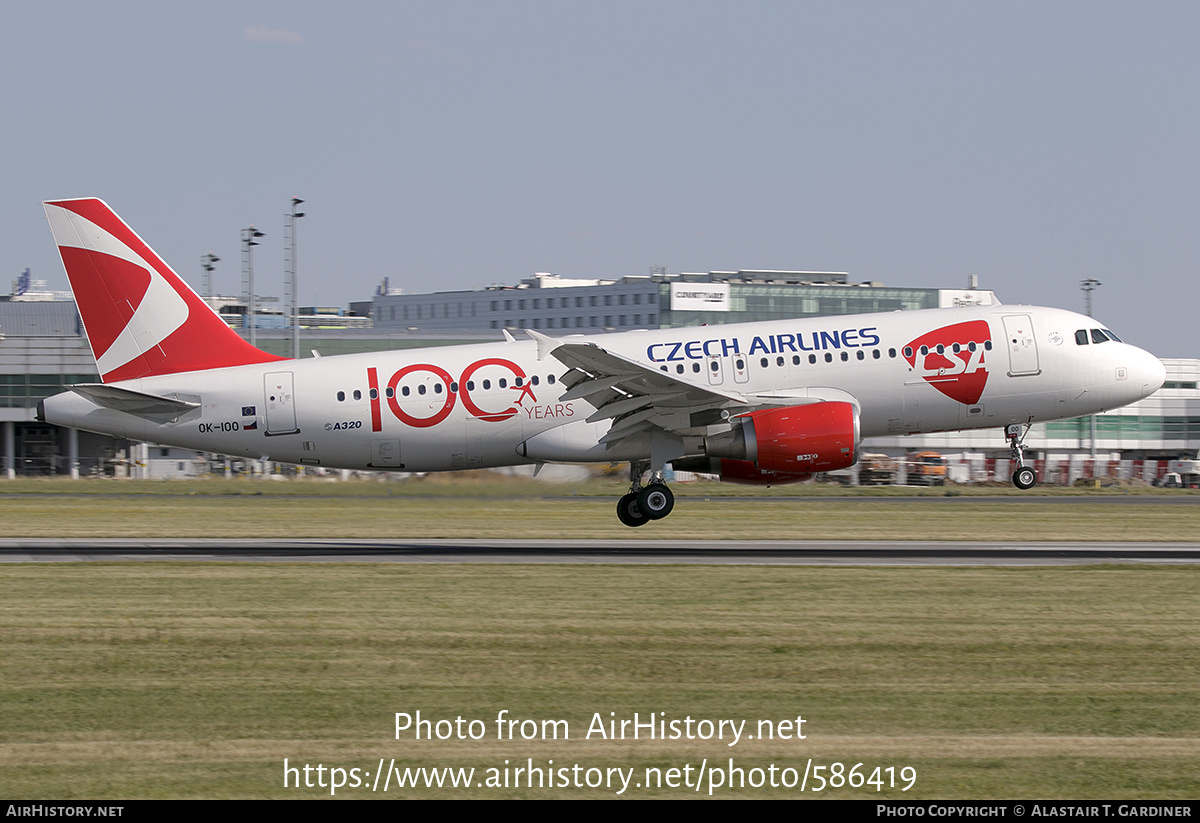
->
[906,451,948,486]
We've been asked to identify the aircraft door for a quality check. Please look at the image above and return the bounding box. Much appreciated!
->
[707,355,724,385]
[1002,315,1040,376]
[264,372,300,435]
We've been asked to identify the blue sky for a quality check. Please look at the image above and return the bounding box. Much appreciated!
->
[2,2,1196,355]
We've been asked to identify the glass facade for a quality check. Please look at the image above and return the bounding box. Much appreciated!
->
[1043,415,1200,441]
[0,374,98,408]
[659,284,939,328]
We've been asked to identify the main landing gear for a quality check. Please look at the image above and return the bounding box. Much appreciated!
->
[616,461,675,527]
[1006,423,1037,490]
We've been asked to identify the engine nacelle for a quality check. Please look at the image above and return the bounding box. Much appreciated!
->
[703,400,860,473]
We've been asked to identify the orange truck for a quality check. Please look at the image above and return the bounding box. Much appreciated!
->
[907,451,948,486]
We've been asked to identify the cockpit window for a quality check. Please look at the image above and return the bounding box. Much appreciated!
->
[1103,329,1122,342]
[1090,329,1109,344]
[1075,330,1089,345]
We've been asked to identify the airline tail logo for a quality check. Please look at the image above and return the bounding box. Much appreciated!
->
[903,320,991,405]
[43,199,283,382]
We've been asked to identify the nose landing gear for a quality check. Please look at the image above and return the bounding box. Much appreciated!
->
[1006,423,1037,490]
[616,461,675,527]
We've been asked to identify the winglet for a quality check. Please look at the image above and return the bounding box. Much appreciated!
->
[524,328,562,361]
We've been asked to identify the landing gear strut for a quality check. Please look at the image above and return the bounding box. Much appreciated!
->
[1006,423,1037,490]
[615,461,675,527]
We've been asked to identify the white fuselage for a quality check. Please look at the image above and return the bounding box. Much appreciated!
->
[40,305,1165,472]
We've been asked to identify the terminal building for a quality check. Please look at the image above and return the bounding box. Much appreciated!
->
[364,270,999,334]
[0,270,1195,483]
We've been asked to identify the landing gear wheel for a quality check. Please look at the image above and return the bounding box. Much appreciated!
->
[617,492,650,527]
[637,484,675,520]
[1012,466,1037,490]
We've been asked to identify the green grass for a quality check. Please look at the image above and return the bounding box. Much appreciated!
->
[0,496,1194,541]
[0,474,1196,498]
[1,564,1198,798]
[0,476,1195,540]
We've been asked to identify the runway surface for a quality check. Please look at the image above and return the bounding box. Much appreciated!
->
[1,538,1198,565]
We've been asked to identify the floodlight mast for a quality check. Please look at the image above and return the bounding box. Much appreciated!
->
[200,253,219,302]
[285,197,306,359]
[241,226,265,348]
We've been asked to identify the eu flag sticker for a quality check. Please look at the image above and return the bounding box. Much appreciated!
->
[242,406,256,416]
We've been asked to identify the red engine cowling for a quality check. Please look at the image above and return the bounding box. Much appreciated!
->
[740,401,860,472]
[699,400,860,476]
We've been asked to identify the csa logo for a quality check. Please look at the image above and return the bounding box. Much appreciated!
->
[903,320,991,405]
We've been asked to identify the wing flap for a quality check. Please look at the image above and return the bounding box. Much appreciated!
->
[537,337,750,459]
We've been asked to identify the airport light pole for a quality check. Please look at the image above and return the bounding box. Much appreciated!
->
[201,253,220,302]
[285,198,305,359]
[1081,278,1101,319]
[1082,278,1102,458]
[242,227,265,348]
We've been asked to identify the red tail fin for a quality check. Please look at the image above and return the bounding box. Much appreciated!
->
[43,198,285,383]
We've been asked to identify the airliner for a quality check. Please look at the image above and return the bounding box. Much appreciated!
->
[37,199,1166,526]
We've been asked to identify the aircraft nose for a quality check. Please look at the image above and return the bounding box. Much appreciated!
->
[1135,348,1166,399]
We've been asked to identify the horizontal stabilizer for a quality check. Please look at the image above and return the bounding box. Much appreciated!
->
[70,383,200,419]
